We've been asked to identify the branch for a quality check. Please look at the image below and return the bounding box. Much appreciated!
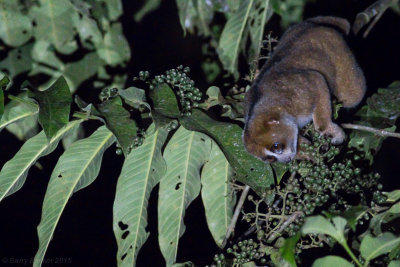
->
[266,211,303,243]
[341,123,400,139]
[352,0,398,37]
[222,185,250,248]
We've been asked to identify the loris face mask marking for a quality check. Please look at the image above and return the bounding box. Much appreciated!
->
[243,116,298,163]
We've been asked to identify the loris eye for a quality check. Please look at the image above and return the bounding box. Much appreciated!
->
[270,143,284,154]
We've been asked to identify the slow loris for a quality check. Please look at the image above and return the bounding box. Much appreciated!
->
[243,16,366,163]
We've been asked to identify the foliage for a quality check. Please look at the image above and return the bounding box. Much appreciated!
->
[0,0,130,140]
[135,0,305,78]
[1,1,400,267]
[207,82,400,267]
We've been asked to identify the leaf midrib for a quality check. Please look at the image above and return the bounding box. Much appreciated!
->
[174,131,195,261]
[131,130,159,263]
[0,120,80,202]
[0,108,38,130]
[34,130,113,265]
[365,237,400,261]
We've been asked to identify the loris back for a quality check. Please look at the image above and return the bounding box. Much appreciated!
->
[243,16,365,163]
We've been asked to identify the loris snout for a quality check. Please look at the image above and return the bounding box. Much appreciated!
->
[243,16,366,163]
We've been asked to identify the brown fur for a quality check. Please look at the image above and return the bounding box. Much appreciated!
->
[243,16,366,163]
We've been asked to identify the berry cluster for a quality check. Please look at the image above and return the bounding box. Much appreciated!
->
[209,239,267,266]
[148,66,202,116]
[166,120,179,132]
[115,128,146,155]
[233,124,385,264]
[99,87,118,102]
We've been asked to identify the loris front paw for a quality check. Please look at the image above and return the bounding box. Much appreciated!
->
[324,123,345,145]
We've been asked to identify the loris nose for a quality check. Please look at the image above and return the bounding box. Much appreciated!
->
[282,156,293,163]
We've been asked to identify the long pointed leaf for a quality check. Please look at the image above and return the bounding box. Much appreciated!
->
[218,0,254,78]
[158,127,212,266]
[0,0,33,46]
[0,120,81,202]
[113,125,168,266]
[0,96,38,133]
[201,141,235,247]
[248,0,272,62]
[34,126,115,267]
[29,0,77,52]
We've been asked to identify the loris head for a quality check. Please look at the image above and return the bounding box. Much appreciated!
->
[243,114,298,163]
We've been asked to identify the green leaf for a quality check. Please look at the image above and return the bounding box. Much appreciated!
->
[280,232,300,267]
[370,202,400,235]
[202,86,222,109]
[201,141,236,247]
[102,0,123,21]
[176,0,194,35]
[367,81,400,122]
[1,93,39,139]
[29,0,77,53]
[301,216,346,244]
[349,82,400,162]
[270,248,291,267]
[0,44,33,78]
[113,125,168,266]
[158,127,212,265]
[196,0,214,36]
[34,126,115,267]
[96,96,137,155]
[312,256,354,267]
[31,40,64,70]
[0,120,82,202]
[272,162,289,184]
[73,14,102,49]
[271,0,305,28]
[202,60,221,84]
[326,206,368,231]
[218,0,254,78]
[63,52,102,92]
[385,190,400,202]
[118,87,151,111]
[389,261,400,267]
[360,233,400,264]
[172,262,195,267]
[348,123,395,164]
[61,123,84,148]
[248,0,273,62]
[30,76,72,139]
[0,90,3,120]
[0,74,8,120]
[134,0,161,22]
[0,0,33,46]
[97,23,130,66]
[389,245,400,261]
[149,83,180,118]
[180,109,274,191]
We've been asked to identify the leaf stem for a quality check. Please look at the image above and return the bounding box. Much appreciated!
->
[341,241,362,267]
[341,123,400,139]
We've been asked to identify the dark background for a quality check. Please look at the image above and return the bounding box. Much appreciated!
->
[1,0,400,266]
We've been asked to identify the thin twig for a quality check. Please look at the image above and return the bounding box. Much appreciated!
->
[363,4,389,38]
[341,123,400,139]
[352,0,398,36]
[222,185,250,248]
[266,211,303,243]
